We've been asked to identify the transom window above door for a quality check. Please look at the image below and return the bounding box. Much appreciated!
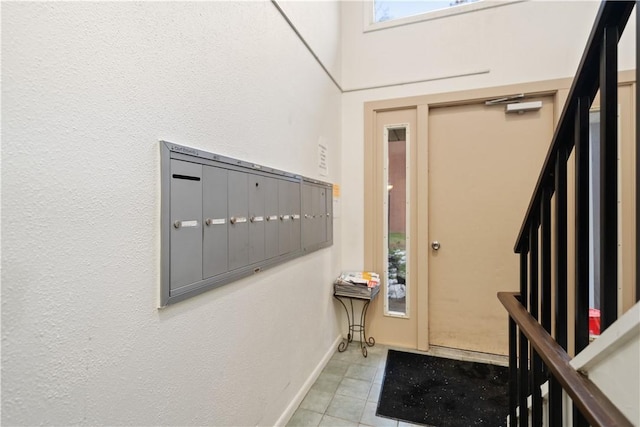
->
[374,0,480,23]
[366,0,520,32]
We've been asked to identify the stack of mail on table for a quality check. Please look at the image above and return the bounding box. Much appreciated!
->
[334,271,380,299]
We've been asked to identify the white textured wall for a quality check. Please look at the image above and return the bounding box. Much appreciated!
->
[1,2,342,425]
[342,1,636,91]
[340,0,636,270]
[278,1,342,83]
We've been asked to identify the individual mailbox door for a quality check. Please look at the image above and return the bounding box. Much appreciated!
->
[228,170,249,270]
[278,179,291,256]
[301,183,313,249]
[264,177,279,259]
[311,185,322,246]
[170,159,203,291]
[203,165,228,279]
[325,185,333,244]
[248,174,266,264]
[289,180,301,252]
[318,187,327,245]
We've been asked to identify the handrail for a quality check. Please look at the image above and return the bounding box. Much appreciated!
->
[503,2,638,425]
[514,1,635,253]
[498,292,633,427]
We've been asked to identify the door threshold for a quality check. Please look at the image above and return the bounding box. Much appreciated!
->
[425,345,508,367]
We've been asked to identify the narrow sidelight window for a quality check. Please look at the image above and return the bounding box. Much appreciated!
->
[384,126,410,316]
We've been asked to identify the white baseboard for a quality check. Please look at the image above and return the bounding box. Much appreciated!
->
[274,334,342,427]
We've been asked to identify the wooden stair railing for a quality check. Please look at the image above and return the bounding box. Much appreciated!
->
[498,292,633,427]
[500,1,639,426]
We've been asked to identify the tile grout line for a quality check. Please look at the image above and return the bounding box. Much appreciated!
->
[290,346,390,427]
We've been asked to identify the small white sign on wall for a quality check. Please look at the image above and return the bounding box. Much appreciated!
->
[318,140,328,177]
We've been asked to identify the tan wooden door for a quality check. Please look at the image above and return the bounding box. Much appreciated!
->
[427,97,555,355]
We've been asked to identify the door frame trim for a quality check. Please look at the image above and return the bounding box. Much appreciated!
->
[363,71,636,352]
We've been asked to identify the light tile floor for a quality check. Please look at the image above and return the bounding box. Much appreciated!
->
[286,342,422,427]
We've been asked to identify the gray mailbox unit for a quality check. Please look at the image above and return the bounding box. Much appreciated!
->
[160,141,333,306]
[301,178,333,253]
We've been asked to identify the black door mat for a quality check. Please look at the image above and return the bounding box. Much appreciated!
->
[376,349,509,427]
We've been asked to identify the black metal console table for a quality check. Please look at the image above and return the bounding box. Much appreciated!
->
[333,291,377,357]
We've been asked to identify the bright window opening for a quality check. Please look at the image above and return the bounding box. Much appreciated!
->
[374,0,481,23]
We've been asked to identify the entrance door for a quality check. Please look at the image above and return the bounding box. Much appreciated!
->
[427,97,554,355]
[367,108,419,349]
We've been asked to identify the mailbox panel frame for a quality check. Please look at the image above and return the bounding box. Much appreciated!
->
[160,141,332,306]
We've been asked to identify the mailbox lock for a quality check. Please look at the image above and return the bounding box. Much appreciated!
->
[250,216,255,223]
[174,219,198,229]
[230,217,237,225]
[205,218,213,226]
[291,214,296,221]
